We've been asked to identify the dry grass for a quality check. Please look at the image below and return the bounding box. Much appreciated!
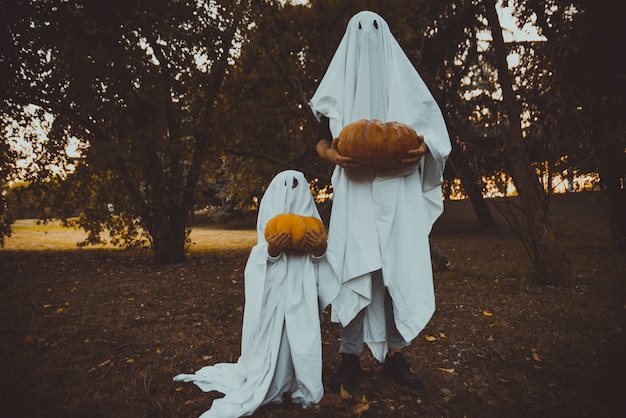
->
[4,219,257,252]
[5,191,609,255]
[5,220,103,250]
[188,228,257,252]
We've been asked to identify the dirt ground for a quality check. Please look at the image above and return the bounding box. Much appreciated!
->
[1,193,624,417]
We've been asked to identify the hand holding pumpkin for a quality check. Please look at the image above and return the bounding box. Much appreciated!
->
[400,141,429,165]
[329,138,361,168]
[264,214,327,254]
[304,228,328,257]
[267,232,291,257]
[316,138,361,168]
[336,119,425,168]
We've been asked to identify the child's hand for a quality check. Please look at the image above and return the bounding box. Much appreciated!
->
[305,228,328,257]
[267,232,291,257]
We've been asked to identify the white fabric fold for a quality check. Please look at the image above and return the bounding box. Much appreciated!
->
[311,11,452,362]
[174,170,336,417]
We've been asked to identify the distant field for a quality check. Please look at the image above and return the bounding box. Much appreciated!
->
[3,191,611,252]
[4,219,258,251]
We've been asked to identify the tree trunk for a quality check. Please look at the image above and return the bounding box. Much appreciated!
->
[599,151,626,251]
[483,0,574,286]
[145,3,246,265]
[149,208,189,264]
[448,141,498,229]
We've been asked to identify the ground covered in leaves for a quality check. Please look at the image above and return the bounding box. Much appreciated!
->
[1,193,624,417]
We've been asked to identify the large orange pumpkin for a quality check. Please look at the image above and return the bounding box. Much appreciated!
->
[336,119,424,168]
[264,213,326,252]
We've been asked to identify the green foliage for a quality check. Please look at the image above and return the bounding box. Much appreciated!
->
[207,0,440,208]
[0,134,17,246]
[2,0,623,256]
[2,0,252,262]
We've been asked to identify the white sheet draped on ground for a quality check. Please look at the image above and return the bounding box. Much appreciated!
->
[310,11,452,362]
[174,170,334,417]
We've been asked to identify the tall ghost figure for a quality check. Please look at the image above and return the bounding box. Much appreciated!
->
[311,10,452,391]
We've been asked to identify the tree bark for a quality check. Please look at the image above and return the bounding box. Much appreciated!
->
[483,0,574,286]
[599,151,626,251]
[448,140,498,229]
[146,3,247,264]
[149,209,188,264]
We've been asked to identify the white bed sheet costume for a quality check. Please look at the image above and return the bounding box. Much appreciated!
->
[310,11,452,362]
[174,170,338,418]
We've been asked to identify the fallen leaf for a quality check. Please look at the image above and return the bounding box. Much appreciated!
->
[351,401,369,415]
[439,332,447,338]
[125,358,135,363]
[318,393,344,407]
[340,385,352,400]
[425,335,437,342]
[43,304,52,309]
[438,367,455,374]
[530,347,542,362]
[483,310,493,317]
[98,360,111,367]
[156,347,162,355]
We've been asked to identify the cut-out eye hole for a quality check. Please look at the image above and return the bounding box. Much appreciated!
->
[292,178,298,189]
[374,20,378,29]
[358,22,362,29]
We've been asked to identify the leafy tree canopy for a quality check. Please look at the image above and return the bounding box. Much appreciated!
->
[1,0,251,261]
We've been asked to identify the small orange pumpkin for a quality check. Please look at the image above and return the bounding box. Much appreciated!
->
[336,119,424,168]
[264,213,326,252]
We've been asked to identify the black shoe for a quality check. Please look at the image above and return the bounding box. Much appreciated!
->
[383,352,425,391]
[329,353,361,393]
